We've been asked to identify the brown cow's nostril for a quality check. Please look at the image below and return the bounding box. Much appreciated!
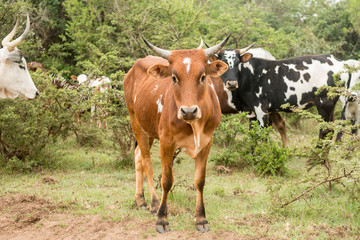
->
[180,106,199,120]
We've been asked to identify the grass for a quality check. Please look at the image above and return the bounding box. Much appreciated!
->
[0,117,359,239]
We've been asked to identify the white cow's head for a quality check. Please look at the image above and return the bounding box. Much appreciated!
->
[0,13,39,99]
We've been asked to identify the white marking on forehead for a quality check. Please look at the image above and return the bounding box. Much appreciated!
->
[183,57,191,74]
[134,95,136,103]
[156,94,163,113]
[224,51,236,69]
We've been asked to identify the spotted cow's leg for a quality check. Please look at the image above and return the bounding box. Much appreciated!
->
[336,105,347,142]
[316,100,337,139]
[194,139,212,232]
[269,112,288,147]
[156,141,175,233]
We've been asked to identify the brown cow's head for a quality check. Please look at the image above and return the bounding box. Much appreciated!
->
[142,35,229,122]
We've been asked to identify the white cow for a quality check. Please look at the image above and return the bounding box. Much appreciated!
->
[248,48,276,60]
[0,14,38,99]
[73,74,111,128]
[339,59,360,136]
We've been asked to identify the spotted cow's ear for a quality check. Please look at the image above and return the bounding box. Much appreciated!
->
[147,64,172,79]
[206,60,229,77]
[241,53,253,63]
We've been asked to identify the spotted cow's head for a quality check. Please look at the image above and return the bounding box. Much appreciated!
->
[0,13,39,99]
[143,35,229,122]
[216,44,254,91]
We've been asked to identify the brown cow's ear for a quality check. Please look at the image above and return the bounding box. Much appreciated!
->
[148,64,171,79]
[241,53,253,63]
[206,60,229,77]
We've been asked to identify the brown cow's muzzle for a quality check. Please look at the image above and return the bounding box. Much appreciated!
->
[225,80,238,91]
[178,105,201,121]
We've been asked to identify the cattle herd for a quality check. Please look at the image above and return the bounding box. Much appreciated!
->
[1,14,360,233]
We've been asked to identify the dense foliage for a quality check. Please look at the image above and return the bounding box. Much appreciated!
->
[0,0,359,174]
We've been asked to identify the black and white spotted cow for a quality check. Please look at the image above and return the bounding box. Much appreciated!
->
[217,50,347,139]
[337,59,360,139]
[210,47,289,146]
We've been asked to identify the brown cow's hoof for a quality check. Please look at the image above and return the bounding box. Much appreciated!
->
[196,223,210,232]
[156,224,170,233]
[134,199,147,210]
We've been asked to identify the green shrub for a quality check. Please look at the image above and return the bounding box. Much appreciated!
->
[211,114,289,176]
[0,70,135,170]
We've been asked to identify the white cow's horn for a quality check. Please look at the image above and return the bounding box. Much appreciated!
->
[142,36,171,60]
[2,17,20,47]
[204,33,231,57]
[7,13,30,52]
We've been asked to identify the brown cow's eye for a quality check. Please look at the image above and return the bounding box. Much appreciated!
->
[171,76,177,84]
[200,75,206,83]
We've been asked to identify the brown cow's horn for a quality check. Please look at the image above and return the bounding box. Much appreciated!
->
[204,33,231,57]
[204,42,211,48]
[142,36,171,60]
[238,43,255,54]
[197,38,204,49]
[2,17,20,47]
[7,13,30,52]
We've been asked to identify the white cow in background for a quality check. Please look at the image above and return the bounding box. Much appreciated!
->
[0,13,38,99]
[72,74,111,128]
[247,48,276,60]
[339,59,360,136]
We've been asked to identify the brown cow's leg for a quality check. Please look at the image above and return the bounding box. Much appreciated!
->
[156,142,175,233]
[129,115,159,212]
[134,145,146,208]
[142,137,160,214]
[270,112,288,147]
[194,139,211,232]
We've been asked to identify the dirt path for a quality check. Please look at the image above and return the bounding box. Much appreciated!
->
[0,194,243,240]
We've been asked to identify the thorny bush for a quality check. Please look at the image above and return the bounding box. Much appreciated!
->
[211,113,289,176]
[0,70,134,170]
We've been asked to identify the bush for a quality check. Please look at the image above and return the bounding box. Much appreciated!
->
[0,70,135,170]
[211,114,289,176]
[0,71,75,165]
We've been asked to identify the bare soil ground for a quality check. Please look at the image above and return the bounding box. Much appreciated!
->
[0,194,245,240]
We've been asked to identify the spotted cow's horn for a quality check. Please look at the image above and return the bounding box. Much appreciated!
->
[204,33,231,57]
[142,36,171,60]
[238,43,255,54]
[7,13,30,52]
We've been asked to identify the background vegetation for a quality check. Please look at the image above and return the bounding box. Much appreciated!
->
[0,0,360,238]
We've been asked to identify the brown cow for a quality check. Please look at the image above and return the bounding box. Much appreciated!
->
[124,35,230,233]
[27,62,46,73]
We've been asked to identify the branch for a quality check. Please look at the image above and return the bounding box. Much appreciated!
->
[280,171,353,209]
